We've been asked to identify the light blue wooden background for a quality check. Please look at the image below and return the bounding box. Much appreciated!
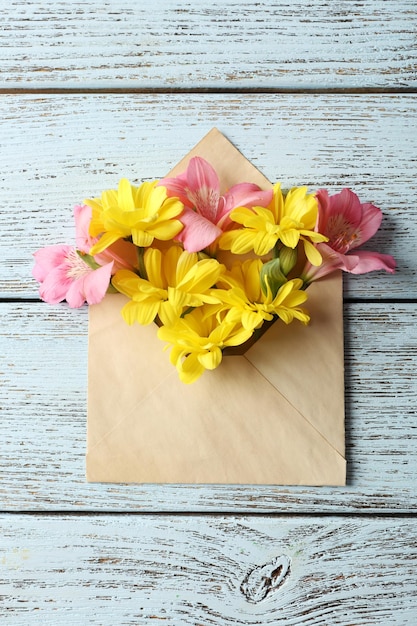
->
[1,1,416,624]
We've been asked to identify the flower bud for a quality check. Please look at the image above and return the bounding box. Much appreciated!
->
[278,244,298,275]
[260,258,287,298]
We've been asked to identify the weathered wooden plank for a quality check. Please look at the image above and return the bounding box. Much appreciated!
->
[1,514,416,624]
[1,301,416,512]
[0,93,413,298]
[1,0,416,89]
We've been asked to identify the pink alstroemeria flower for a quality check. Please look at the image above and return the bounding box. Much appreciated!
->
[32,204,133,308]
[32,244,114,307]
[301,188,396,283]
[158,157,273,253]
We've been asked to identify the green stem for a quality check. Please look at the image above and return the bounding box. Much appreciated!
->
[180,306,194,318]
[137,247,148,279]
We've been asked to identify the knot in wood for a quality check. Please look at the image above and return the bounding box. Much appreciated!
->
[240,554,291,603]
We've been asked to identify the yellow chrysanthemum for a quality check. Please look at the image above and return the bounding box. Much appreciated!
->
[219,183,328,265]
[157,307,253,384]
[111,245,225,326]
[211,258,310,331]
[85,179,184,254]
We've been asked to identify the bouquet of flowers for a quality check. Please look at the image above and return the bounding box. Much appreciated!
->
[33,156,396,384]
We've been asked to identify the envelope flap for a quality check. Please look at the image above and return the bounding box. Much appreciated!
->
[246,273,345,456]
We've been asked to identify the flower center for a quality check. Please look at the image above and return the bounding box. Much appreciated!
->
[326,214,359,253]
[65,249,92,280]
[188,185,219,223]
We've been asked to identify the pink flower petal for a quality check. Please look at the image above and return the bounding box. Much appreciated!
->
[74,204,95,253]
[301,242,360,282]
[187,157,220,196]
[329,188,364,228]
[65,279,88,308]
[32,245,72,282]
[352,202,382,247]
[348,250,396,274]
[176,208,222,253]
[315,188,330,227]
[158,171,192,208]
[38,266,73,304]
[83,262,114,304]
[65,262,113,307]
[185,157,220,223]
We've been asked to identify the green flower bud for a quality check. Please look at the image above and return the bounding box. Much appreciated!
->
[278,244,298,275]
[260,258,287,298]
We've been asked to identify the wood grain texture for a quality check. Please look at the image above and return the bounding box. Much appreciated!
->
[1,514,416,624]
[2,1,416,620]
[1,301,416,512]
[1,93,413,298]
[1,0,416,89]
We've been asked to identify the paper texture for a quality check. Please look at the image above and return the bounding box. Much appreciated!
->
[86,128,346,485]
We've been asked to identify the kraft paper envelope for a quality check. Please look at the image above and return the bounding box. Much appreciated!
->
[86,128,346,485]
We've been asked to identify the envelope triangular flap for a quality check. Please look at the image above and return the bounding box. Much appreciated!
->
[246,273,345,456]
[86,128,346,486]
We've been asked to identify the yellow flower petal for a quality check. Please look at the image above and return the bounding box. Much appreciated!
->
[245,259,263,301]
[121,299,160,326]
[131,229,154,247]
[144,248,165,288]
[164,246,183,286]
[230,230,261,255]
[241,310,264,331]
[252,232,277,256]
[158,300,183,327]
[143,217,183,241]
[280,229,300,249]
[118,178,135,212]
[90,231,122,255]
[175,250,198,284]
[176,258,223,294]
[198,347,222,370]
[303,238,323,266]
[179,353,205,384]
[111,269,141,297]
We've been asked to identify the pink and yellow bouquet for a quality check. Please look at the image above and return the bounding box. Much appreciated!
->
[33,154,395,384]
